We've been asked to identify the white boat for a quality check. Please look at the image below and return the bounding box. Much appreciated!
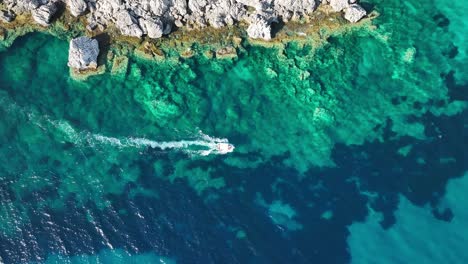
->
[216,143,235,154]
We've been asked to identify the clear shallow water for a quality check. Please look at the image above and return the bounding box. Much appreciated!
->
[0,0,467,263]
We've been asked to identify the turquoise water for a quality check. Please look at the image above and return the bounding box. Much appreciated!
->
[348,172,468,263]
[0,0,467,262]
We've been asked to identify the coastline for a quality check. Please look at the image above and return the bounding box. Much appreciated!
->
[0,4,376,80]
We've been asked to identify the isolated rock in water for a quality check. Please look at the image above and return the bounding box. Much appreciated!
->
[116,10,143,38]
[67,0,87,17]
[344,4,367,23]
[140,18,164,39]
[31,2,58,26]
[329,0,350,12]
[0,10,15,22]
[247,14,272,40]
[68,36,99,70]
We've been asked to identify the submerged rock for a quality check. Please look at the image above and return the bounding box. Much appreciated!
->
[68,36,99,70]
[344,4,367,23]
[31,2,58,26]
[111,55,129,76]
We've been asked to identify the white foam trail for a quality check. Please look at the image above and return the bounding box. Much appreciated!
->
[0,96,234,156]
[94,134,234,156]
[51,120,234,156]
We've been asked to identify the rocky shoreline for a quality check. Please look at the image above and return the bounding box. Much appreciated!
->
[0,0,371,77]
[1,0,367,40]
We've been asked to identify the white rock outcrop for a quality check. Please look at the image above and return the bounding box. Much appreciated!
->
[68,36,99,70]
[115,10,143,38]
[4,0,41,13]
[139,18,164,39]
[247,14,272,40]
[0,10,15,22]
[327,0,367,23]
[77,0,317,40]
[344,4,366,23]
[31,2,58,26]
[329,0,350,12]
[67,0,87,17]
[1,0,369,40]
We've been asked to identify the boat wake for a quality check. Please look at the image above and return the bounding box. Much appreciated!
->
[51,120,234,156]
[92,133,234,156]
[0,95,234,156]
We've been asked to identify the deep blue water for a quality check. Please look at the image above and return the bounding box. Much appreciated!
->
[0,105,466,263]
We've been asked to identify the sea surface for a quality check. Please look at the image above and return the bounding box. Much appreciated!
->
[0,0,467,263]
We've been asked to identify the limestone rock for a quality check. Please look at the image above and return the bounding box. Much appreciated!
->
[140,18,164,39]
[4,0,41,13]
[68,36,99,70]
[201,0,242,28]
[344,4,366,23]
[115,10,143,38]
[247,13,271,40]
[86,21,97,31]
[31,2,58,26]
[2,0,371,40]
[0,10,15,22]
[329,0,349,12]
[275,0,317,15]
[67,0,87,17]
[235,0,265,11]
